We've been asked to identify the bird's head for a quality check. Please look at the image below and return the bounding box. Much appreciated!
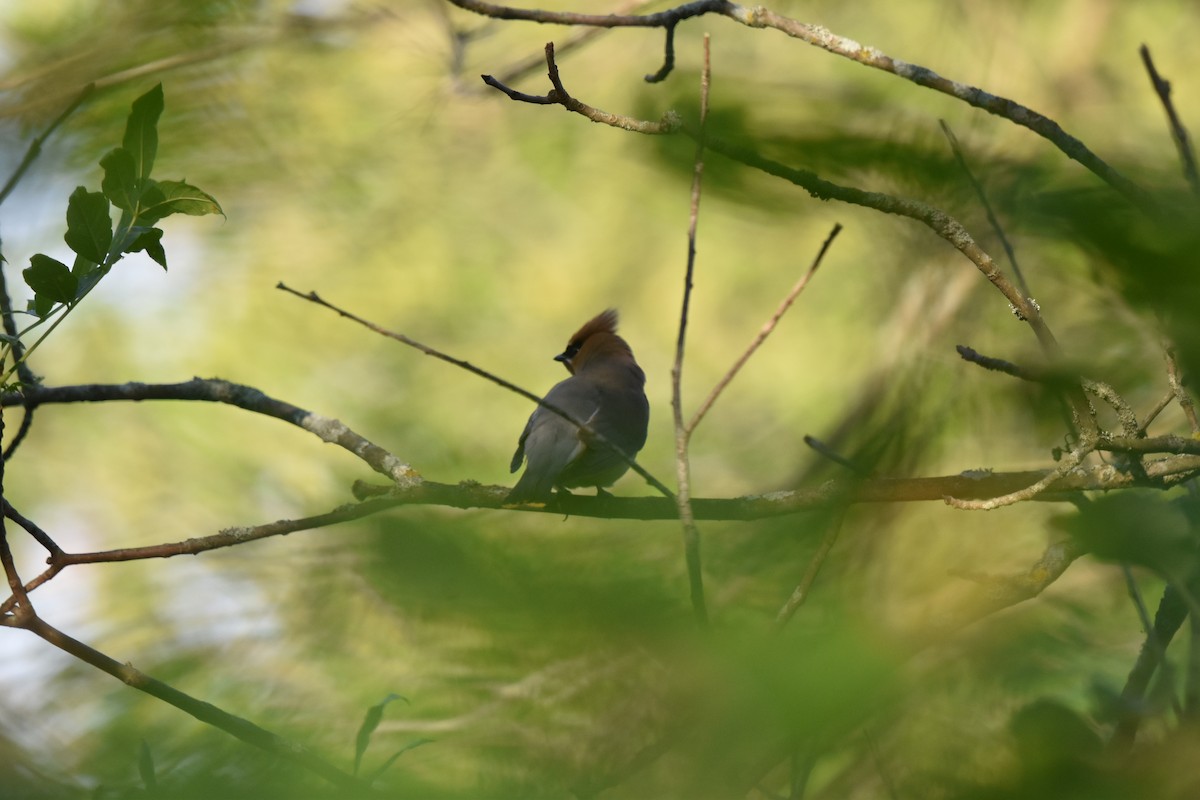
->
[554,309,636,375]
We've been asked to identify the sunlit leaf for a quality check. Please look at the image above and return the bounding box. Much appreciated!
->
[141,179,223,221]
[124,83,163,181]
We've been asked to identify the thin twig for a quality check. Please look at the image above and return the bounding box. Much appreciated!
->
[4,502,62,555]
[1164,343,1200,434]
[0,518,31,615]
[944,443,1094,510]
[1140,44,1200,197]
[803,435,870,476]
[466,0,659,90]
[275,283,677,502]
[955,345,1140,436]
[688,223,841,433]
[0,83,95,206]
[774,505,847,627]
[1112,582,1188,748]
[939,120,1031,299]
[645,22,677,83]
[1139,387,1176,435]
[1121,564,1183,718]
[672,34,712,628]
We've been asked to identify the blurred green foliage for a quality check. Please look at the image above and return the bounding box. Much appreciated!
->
[2,0,1200,797]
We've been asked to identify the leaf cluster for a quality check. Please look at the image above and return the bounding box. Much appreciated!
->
[12,84,222,381]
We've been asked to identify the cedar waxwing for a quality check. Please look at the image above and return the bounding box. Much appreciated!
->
[507,309,650,503]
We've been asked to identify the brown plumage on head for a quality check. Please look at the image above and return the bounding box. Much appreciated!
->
[555,308,633,374]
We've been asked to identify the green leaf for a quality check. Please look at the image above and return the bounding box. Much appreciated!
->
[127,226,167,269]
[28,294,55,319]
[64,187,113,263]
[99,147,139,211]
[23,254,77,304]
[141,179,223,221]
[354,693,408,775]
[123,83,163,181]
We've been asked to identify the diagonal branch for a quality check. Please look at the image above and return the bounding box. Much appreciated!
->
[6,614,369,792]
[1140,44,1200,197]
[688,223,841,434]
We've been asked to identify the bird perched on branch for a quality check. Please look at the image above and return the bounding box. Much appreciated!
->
[507,309,650,504]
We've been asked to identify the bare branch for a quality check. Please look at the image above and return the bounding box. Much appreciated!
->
[956,345,1139,437]
[3,378,418,486]
[54,498,396,567]
[481,42,682,133]
[944,444,1093,510]
[348,453,1200,520]
[672,34,713,628]
[690,224,841,434]
[0,521,31,617]
[1139,387,1176,434]
[645,22,677,83]
[1101,435,1200,457]
[1140,44,1200,197]
[1164,343,1200,434]
[453,0,1147,204]
[939,120,1031,300]
[4,502,62,556]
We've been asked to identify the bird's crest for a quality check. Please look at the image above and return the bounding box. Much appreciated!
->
[568,309,618,347]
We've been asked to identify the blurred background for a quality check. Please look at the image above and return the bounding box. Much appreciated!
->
[1,0,1198,797]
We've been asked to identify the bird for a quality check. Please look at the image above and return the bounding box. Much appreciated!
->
[507,309,650,504]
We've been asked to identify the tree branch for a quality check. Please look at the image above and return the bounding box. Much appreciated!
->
[671,34,712,628]
[452,0,1147,204]
[6,614,369,792]
[2,378,419,485]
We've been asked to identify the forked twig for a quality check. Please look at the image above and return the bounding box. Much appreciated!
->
[482,43,681,134]
[452,0,1147,204]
